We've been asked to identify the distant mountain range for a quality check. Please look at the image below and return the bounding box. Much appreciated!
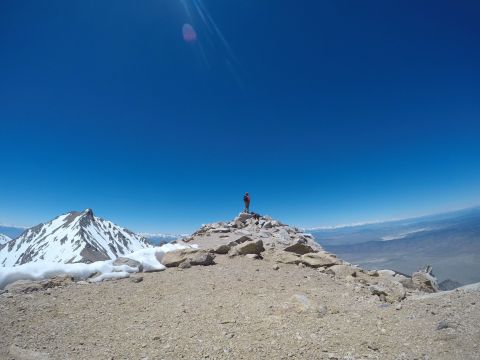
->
[310,207,480,286]
[140,233,185,246]
[0,209,152,266]
[0,224,26,240]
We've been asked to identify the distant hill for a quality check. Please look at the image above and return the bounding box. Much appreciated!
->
[310,207,480,285]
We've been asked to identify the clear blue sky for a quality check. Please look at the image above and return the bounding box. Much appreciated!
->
[1,0,479,233]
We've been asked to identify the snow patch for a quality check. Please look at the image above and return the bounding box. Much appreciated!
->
[0,243,192,290]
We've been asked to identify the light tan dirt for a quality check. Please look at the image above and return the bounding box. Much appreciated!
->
[1,254,479,360]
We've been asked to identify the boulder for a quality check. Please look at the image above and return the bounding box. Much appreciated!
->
[228,235,252,247]
[275,252,302,265]
[283,242,317,255]
[235,212,254,223]
[245,253,261,260]
[130,276,144,283]
[189,251,215,266]
[300,252,340,268]
[412,266,439,293]
[370,280,406,303]
[263,221,273,229]
[113,257,143,272]
[328,264,357,278]
[213,244,231,255]
[233,240,265,255]
[276,228,291,243]
[160,249,215,268]
[398,277,416,290]
[178,260,192,269]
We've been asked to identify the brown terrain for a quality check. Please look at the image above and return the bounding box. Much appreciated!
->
[1,213,479,359]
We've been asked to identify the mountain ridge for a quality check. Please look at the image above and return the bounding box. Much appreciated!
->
[0,209,151,266]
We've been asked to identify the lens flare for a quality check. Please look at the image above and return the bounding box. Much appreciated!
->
[182,23,197,42]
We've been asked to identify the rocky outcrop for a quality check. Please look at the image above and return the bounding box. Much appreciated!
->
[370,281,406,303]
[411,266,440,293]
[274,252,303,265]
[229,240,264,256]
[283,242,317,255]
[212,244,230,255]
[188,213,322,253]
[327,264,358,278]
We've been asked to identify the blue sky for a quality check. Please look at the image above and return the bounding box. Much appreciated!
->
[1,0,480,233]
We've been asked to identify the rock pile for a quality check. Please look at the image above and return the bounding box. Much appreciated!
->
[178,213,443,303]
[184,212,322,254]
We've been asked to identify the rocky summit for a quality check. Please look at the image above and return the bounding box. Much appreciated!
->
[0,213,479,359]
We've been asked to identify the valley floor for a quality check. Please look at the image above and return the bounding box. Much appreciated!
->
[1,254,479,360]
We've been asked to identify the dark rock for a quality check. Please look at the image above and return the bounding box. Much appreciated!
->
[189,252,215,266]
[213,244,231,255]
[437,320,449,330]
[283,242,316,255]
[233,240,264,255]
[228,236,253,247]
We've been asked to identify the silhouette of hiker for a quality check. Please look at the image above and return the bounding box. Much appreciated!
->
[243,192,250,213]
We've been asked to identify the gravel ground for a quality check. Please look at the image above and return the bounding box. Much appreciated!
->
[1,254,479,360]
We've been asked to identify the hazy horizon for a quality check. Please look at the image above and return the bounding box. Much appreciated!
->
[2,203,480,235]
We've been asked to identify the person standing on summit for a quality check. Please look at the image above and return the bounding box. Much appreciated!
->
[243,192,251,213]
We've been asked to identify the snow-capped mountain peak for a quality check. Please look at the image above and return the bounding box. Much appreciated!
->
[0,209,152,266]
